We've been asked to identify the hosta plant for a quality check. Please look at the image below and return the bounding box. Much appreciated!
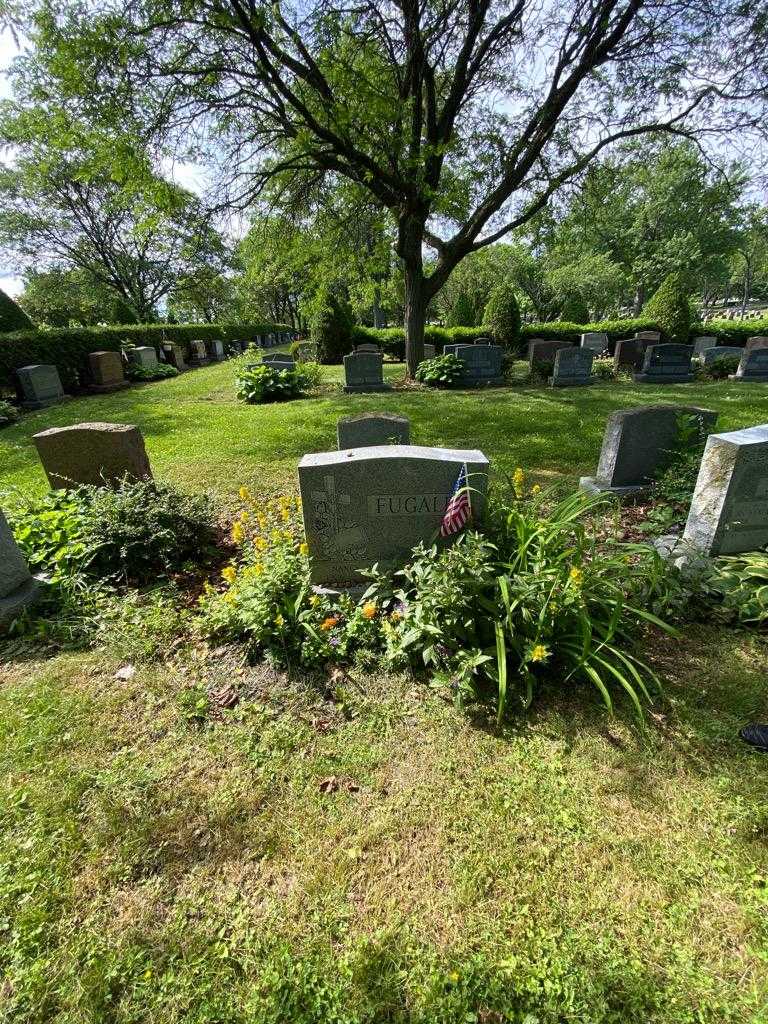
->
[414,353,466,387]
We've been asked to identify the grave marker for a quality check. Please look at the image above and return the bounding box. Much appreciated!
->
[633,344,694,383]
[299,445,489,586]
[443,343,504,384]
[337,413,410,449]
[549,346,595,388]
[527,339,573,366]
[580,404,717,496]
[206,339,226,361]
[33,422,153,489]
[162,343,187,371]
[0,510,40,626]
[683,425,768,555]
[188,340,209,366]
[700,346,744,366]
[692,336,717,355]
[580,332,608,354]
[635,330,662,342]
[126,346,158,369]
[16,365,65,410]
[613,338,645,371]
[88,350,129,393]
[343,351,391,393]
[732,338,768,381]
[262,354,296,370]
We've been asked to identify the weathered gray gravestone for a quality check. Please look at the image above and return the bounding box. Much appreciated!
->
[162,343,187,371]
[188,340,209,366]
[683,425,768,555]
[580,332,608,354]
[613,338,645,372]
[88,350,129,393]
[16,365,65,410]
[633,344,694,383]
[635,330,662,342]
[700,346,744,366]
[549,346,595,388]
[343,351,391,393]
[126,346,158,369]
[0,510,40,626]
[337,413,410,449]
[731,339,768,381]
[746,335,768,351]
[443,343,504,384]
[580,404,717,496]
[423,343,436,359]
[527,339,573,366]
[299,445,489,585]
[206,339,226,361]
[692,336,717,355]
[262,354,296,370]
[33,422,153,489]
[356,343,382,353]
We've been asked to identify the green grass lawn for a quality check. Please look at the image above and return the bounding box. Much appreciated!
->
[1,361,768,1022]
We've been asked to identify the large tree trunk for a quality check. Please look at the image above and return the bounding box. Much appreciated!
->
[403,261,426,377]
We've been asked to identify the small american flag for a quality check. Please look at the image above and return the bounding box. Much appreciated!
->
[440,465,471,537]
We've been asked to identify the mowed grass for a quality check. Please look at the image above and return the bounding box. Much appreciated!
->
[2,361,768,1022]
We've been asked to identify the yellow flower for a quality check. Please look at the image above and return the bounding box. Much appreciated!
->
[231,521,245,544]
[531,484,541,495]
[321,616,340,630]
[282,531,293,541]
[239,486,252,502]
[390,610,402,622]
[239,510,250,523]
[221,565,237,584]
[569,566,584,587]
[274,613,285,628]
[257,516,267,529]
[299,542,309,556]
[310,594,321,606]
[255,537,267,552]
[281,508,290,522]
[513,466,525,498]
[270,530,281,543]
[530,643,549,663]
[362,602,377,620]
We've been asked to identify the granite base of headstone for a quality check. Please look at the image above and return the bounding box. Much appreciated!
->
[16,365,66,410]
[580,404,717,497]
[87,350,129,393]
[188,340,209,366]
[633,344,694,383]
[549,346,595,387]
[127,346,159,369]
[0,510,40,627]
[337,413,410,449]
[33,422,153,489]
[580,332,609,355]
[299,444,489,586]
[343,351,391,393]
[731,339,768,381]
[682,425,768,555]
[443,343,504,385]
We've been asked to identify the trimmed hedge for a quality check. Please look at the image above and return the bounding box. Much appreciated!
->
[696,318,768,345]
[643,272,692,344]
[0,321,290,390]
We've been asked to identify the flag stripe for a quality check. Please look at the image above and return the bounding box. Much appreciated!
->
[440,466,471,537]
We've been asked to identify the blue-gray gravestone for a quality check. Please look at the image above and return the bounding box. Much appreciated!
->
[127,346,158,369]
[33,422,153,489]
[549,346,595,388]
[693,336,717,355]
[580,332,608,355]
[731,338,768,381]
[0,510,39,626]
[443,344,504,384]
[580,404,717,496]
[683,425,768,555]
[633,344,694,383]
[16,365,65,410]
[343,351,391,393]
[88,350,128,393]
[299,445,489,586]
[206,339,226,361]
[337,413,410,449]
[700,346,744,366]
[527,339,573,366]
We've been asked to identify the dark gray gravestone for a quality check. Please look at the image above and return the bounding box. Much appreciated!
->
[162,343,187,371]
[206,339,226,361]
[527,339,573,366]
[732,339,768,381]
[580,404,717,496]
[188,340,209,366]
[343,352,391,393]
[423,343,436,359]
[298,445,489,585]
[633,344,694,383]
[16,365,65,410]
[580,332,608,354]
[229,341,244,354]
[549,346,595,388]
[613,338,645,372]
[356,343,381,353]
[262,354,296,370]
[443,344,504,384]
[0,510,39,626]
[700,346,743,366]
[88,350,129,393]
[683,425,768,555]
[33,422,153,489]
[126,346,158,369]
[337,413,410,449]
[692,336,717,355]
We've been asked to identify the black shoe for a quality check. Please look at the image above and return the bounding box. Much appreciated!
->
[739,723,768,752]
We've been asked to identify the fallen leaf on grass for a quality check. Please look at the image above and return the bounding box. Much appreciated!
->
[318,775,360,795]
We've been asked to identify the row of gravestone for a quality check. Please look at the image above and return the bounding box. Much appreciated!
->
[12,332,299,410]
[4,401,768,622]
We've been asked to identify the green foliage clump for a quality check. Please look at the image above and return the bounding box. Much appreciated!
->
[9,480,218,587]
[235,360,321,403]
[640,413,712,535]
[698,355,741,380]
[310,289,353,364]
[0,286,33,333]
[559,294,590,324]
[445,289,477,327]
[483,284,522,351]
[124,362,178,382]
[0,399,19,426]
[642,272,692,344]
[701,553,768,625]
[414,353,466,387]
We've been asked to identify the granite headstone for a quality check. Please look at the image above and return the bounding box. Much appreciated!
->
[343,351,391,393]
[162,343,187,371]
[337,413,410,449]
[443,343,504,384]
[580,332,608,355]
[633,344,694,383]
[549,346,595,388]
[88,350,129,392]
[527,339,573,366]
[16,365,65,410]
[299,444,489,585]
[188,340,209,366]
[692,336,717,356]
[0,510,39,626]
[127,346,158,369]
[700,346,744,366]
[613,338,645,372]
[206,339,226,361]
[33,422,153,489]
[732,339,768,381]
